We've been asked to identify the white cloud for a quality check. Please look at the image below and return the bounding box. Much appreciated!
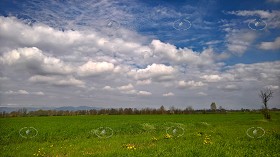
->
[0,16,82,48]
[0,47,73,75]
[115,83,151,96]
[78,61,115,77]
[117,83,134,91]
[5,90,29,95]
[218,84,241,92]
[0,10,279,109]
[122,89,138,95]
[228,10,280,19]
[130,63,176,82]
[223,61,280,82]
[226,29,257,56]
[33,91,45,95]
[163,92,174,97]
[197,92,207,96]
[0,77,8,81]
[4,90,45,95]
[103,86,114,91]
[0,16,148,67]
[259,36,280,50]
[178,80,206,88]
[205,40,222,45]
[29,75,85,88]
[201,75,222,82]
[150,40,215,65]
[113,83,152,96]
[227,10,280,29]
[138,91,152,96]
[264,85,279,90]
[136,79,151,85]
[18,90,29,95]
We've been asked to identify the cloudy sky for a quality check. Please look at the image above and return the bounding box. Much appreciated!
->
[0,0,279,109]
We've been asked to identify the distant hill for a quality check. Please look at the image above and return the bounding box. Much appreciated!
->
[54,106,102,111]
[0,106,102,113]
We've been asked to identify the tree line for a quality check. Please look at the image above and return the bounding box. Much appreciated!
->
[1,88,277,118]
[0,105,225,117]
[1,105,278,118]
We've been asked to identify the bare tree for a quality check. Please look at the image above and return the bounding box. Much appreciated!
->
[159,105,166,114]
[184,106,194,114]
[169,106,175,114]
[210,102,217,112]
[259,88,273,119]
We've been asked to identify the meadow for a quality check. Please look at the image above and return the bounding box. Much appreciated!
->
[0,112,280,157]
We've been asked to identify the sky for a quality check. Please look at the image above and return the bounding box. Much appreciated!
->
[0,0,279,110]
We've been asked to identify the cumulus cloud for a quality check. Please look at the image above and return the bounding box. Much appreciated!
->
[225,29,257,56]
[29,75,85,88]
[259,36,280,50]
[3,90,45,95]
[136,79,151,85]
[0,16,82,49]
[0,47,73,75]
[103,86,114,91]
[78,61,115,77]
[222,61,280,82]
[0,76,8,81]
[227,10,280,29]
[0,16,147,66]
[223,10,279,56]
[33,91,45,95]
[115,83,152,96]
[178,80,206,88]
[130,63,176,82]
[264,85,279,90]
[117,83,134,91]
[0,8,279,109]
[205,40,222,45]
[5,90,29,95]
[150,40,216,65]
[197,92,207,96]
[227,10,280,19]
[138,91,152,96]
[201,75,222,82]
[218,84,241,92]
[163,92,174,97]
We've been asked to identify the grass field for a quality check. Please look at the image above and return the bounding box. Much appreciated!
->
[1,112,280,157]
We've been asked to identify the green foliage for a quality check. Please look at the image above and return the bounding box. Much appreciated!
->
[0,112,279,156]
[210,102,217,111]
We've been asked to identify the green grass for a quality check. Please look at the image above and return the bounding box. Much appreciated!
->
[1,112,280,157]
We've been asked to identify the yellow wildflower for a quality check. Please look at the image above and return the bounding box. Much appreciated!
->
[152,137,158,141]
[164,134,172,139]
[123,144,136,150]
